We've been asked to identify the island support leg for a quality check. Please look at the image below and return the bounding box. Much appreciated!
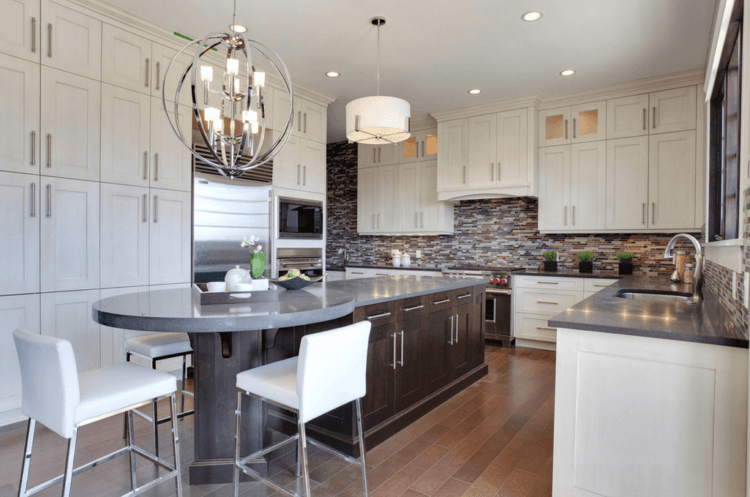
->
[189,330,267,485]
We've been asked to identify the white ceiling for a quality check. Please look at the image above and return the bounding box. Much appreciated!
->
[107,0,717,143]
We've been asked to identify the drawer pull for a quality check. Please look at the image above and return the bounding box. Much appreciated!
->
[536,326,557,331]
[402,304,424,312]
[350,271,364,274]
[593,284,610,288]
[536,301,559,305]
[365,312,391,321]
[456,293,471,300]
[432,298,451,305]
[537,281,559,285]
[375,273,390,276]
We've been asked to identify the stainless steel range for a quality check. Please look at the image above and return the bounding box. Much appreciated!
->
[443,265,523,347]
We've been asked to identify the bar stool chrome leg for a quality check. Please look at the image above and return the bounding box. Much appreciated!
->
[298,423,311,497]
[295,413,301,478]
[152,358,159,457]
[61,427,78,497]
[126,409,138,491]
[180,355,187,416]
[18,419,35,496]
[233,391,242,497]
[356,399,369,495]
[169,393,183,497]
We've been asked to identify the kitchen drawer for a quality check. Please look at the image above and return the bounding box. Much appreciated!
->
[395,295,428,321]
[515,288,583,314]
[346,268,370,279]
[514,275,584,292]
[452,287,475,304]
[514,314,558,343]
[426,290,453,312]
[355,300,396,325]
[584,278,619,293]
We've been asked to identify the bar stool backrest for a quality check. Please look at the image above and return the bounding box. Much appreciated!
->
[13,329,81,439]
[296,321,372,423]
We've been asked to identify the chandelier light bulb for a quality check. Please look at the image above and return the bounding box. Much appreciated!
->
[251,122,259,134]
[204,107,220,123]
[213,118,224,133]
[200,65,213,82]
[234,78,241,93]
[226,58,239,76]
[254,72,265,87]
[243,110,258,124]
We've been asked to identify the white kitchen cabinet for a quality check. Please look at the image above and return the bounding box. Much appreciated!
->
[569,141,606,231]
[41,0,101,80]
[300,139,326,194]
[99,285,148,368]
[150,97,192,191]
[273,135,325,194]
[151,43,191,105]
[437,118,468,190]
[298,98,326,143]
[0,54,39,175]
[0,172,39,296]
[0,0,40,62]
[496,108,528,187]
[358,142,397,168]
[357,165,398,233]
[41,289,100,373]
[149,189,191,285]
[273,90,298,137]
[649,86,697,134]
[401,128,438,164]
[467,113,496,188]
[100,84,151,187]
[100,184,150,289]
[101,24,152,94]
[648,131,697,230]
[41,67,100,181]
[0,294,39,414]
[606,94,649,139]
[399,162,420,230]
[41,177,99,292]
[273,132,301,190]
[539,106,571,147]
[418,161,453,233]
[538,145,570,232]
[570,101,606,143]
[605,136,649,230]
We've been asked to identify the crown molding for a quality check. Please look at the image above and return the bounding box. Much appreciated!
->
[430,93,542,122]
[411,116,437,131]
[63,0,335,106]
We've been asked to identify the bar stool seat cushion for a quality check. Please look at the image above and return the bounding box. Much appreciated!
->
[125,333,192,358]
[236,357,299,411]
[75,363,177,424]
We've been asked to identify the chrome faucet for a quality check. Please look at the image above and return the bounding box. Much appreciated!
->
[663,233,703,300]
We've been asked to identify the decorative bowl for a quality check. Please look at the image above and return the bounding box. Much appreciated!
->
[272,274,327,291]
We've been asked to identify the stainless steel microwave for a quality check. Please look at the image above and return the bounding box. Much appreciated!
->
[278,197,324,239]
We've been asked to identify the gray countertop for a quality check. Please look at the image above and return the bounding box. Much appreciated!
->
[93,276,480,333]
[328,263,445,272]
[548,277,748,348]
[519,269,625,279]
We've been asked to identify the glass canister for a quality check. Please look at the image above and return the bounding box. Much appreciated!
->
[684,263,695,284]
[674,250,689,282]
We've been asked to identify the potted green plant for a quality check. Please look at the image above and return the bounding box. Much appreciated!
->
[617,252,635,275]
[577,252,595,273]
[543,251,558,272]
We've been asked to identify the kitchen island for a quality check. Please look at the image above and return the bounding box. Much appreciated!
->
[93,276,487,485]
[548,278,748,497]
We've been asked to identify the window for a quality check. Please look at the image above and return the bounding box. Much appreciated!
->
[709,5,743,241]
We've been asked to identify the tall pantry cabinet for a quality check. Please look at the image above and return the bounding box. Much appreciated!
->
[0,0,194,424]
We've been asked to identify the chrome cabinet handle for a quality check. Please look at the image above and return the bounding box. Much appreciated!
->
[297,164,300,185]
[573,118,577,139]
[365,311,391,321]
[145,58,149,87]
[456,293,471,300]
[416,141,419,158]
[399,331,404,367]
[303,112,307,133]
[30,131,35,166]
[154,153,159,181]
[564,119,568,139]
[46,134,51,168]
[490,162,494,181]
[498,162,502,182]
[454,314,459,342]
[303,165,306,186]
[652,202,656,224]
[432,298,451,305]
[46,184,51,218]
[537,281,559,285]
[153,195,158,223]
[373,148,376,163]
[652,107,656,129]
[30,183,35,218]
[143,151,148,180]
[298,111,301,132]
[402,304,424,312]
[643,108,647,130]
[536,326,557,331]
[420,211,423,228]
[422,140,425,157]
[392,332,397,370]
[593,284,610,287]
[642,203,646,224]
[377,213,380,229]
[448,315,454,345]
[47,23,51,58]
[378,147,381,162]
[463,165,466,183]
[572,205,576,225]
[31,18,36,53]
[564,206,567,225]
[351,271,365,275]
[537,301,559,305]
[155,62,160,90]
[142,194,147,222]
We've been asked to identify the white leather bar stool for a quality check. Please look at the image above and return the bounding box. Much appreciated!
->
[124,332,194,455]
[13,329,182,497]
[233,321,372,497]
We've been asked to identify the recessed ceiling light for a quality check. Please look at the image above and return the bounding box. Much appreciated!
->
[326,71,340,78]
[560,69,576,77]
[521,11,543,22]
[229,24,247,33]
[468,89,482,95]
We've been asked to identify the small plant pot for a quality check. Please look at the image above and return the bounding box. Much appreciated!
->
[619,259,634,275]
[579,261,593,273]
[543,261,558,272]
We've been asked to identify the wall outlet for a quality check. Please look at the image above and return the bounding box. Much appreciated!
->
[744,272,749,309]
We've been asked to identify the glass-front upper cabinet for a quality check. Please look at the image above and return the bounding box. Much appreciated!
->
[401,129,437,162]
[539,102,606,147]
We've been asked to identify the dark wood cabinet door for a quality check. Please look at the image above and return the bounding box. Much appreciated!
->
[362,322,397,429]
[424,308,453,395]
[452,303,472,378]
[469,291,485,368]
[394,315,426,412]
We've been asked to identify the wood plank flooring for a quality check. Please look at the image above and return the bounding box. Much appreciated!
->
[0,345,555,497]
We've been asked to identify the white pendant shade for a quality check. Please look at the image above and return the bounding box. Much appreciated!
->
[346,96,411,144]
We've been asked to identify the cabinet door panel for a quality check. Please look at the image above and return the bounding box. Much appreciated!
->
[395,315,426,412]
[102,24,152,94]
[362,322,396,429]
[41,1,101,80]
[99,286,149,368]
[607,94,649,139]
[399,163,420,230]
[150,189,191,285]
[539,107,570,147]
[300,139,326,194]
[0,294,39,413]
[438,119,468,190]
[272,133,301,190]
[571,101,606,143]
[41,177,99,292]
[358,168,376,233]
[650,86,697,134]
[100,184,149,288]
[151,97,191,191]
[606,137,648,230]
[452,303,472,379]
[379,166,398,232]
[0,0,39,62]
[0,172,39,295]
[41,289,100,373]
[648,131,696,230]
[358,143,378,168]
[299,98,325,143]
[538,145,570,232]
[497,108,528,186]
[419,161,444,232]
[101,84,150,187]
[570,142,606,231]
[151,43,192,105]
[424,308,453,395]
[467,114,496,188]
[273,91,298,137]
[0,55,39,174]
[41,67,100,181]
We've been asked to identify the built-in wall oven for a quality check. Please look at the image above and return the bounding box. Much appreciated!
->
[278,197,323,239]
[277,248,324,278]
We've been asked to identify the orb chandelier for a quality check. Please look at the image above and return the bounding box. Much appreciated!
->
[162,0,294,179]
[346,17,411,145]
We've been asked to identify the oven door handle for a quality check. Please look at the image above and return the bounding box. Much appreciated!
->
[486,289,511,295]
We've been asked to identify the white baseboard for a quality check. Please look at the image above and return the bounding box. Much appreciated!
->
[516,338,557,351]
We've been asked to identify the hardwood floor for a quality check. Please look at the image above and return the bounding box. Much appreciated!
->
[0,345,555,497]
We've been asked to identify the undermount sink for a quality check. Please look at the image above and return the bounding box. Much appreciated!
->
[615,289,695,303]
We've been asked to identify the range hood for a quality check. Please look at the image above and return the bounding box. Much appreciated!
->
[437,185,537,202]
